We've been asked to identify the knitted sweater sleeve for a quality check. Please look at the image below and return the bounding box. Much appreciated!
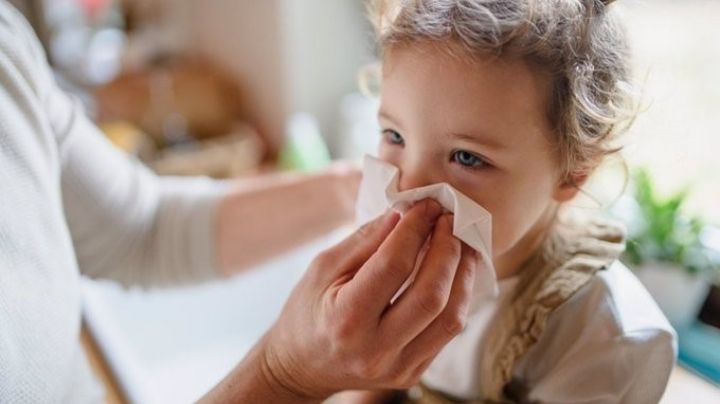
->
[7,3,226,287]
[58,102,227,287]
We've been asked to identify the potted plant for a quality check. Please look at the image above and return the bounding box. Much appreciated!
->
[621,169,719,330]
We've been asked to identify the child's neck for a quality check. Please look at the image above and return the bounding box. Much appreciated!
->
[494,206,558,280]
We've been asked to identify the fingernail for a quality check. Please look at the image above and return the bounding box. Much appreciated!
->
[383,209,400,223]
[422,200,443,221]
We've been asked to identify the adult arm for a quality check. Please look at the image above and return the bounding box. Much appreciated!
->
[215,164,360,274]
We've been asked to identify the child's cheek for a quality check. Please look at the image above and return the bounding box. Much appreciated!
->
[473,198,516,256]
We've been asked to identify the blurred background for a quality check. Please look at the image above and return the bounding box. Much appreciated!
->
[7,0,719,402]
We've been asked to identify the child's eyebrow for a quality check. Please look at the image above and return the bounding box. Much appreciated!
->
[377,110,401,127]
[450,131,507,151]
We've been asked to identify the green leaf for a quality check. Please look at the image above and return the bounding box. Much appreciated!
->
[624,168,718,277]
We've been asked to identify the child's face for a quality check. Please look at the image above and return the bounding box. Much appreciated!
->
[378,42,578,277]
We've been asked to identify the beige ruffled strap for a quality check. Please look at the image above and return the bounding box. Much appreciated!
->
[402,383,509,404]
[478,214,626,402]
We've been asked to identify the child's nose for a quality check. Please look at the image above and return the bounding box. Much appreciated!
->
[397,165,434,192]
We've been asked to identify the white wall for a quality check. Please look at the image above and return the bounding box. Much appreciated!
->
[280,0,376,154]
[188,0,289,154]
[188,0,375,156]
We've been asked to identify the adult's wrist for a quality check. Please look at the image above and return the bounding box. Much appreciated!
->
[201,337,323,404]
[257,336,328,404]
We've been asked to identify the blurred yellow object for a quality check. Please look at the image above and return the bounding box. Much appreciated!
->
[99,121,154,158]
[152,123,264,179]
[98,120,263,178]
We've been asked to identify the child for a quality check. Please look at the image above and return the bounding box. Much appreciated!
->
[340,0,676,403]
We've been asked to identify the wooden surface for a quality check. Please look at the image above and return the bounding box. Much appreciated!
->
[80,322,127,404]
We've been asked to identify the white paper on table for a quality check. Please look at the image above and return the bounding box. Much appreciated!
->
[356,155,498,309]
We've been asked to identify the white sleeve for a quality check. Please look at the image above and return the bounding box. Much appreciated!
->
[524,328,675,404]
[513,267,677,404]
[57,102,227,287]
[12,6,227,287]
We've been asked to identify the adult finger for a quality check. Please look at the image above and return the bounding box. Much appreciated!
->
[399,243,477,366]
[379,214,461,346]
[339,199,443,314]
[312,210,400,284]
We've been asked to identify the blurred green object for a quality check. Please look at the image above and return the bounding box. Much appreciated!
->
[279,113,331,172]
[624,168,719,277]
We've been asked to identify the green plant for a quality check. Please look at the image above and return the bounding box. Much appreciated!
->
[624,169,718,276]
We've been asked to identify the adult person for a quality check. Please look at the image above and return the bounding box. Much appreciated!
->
[0,2,476,402]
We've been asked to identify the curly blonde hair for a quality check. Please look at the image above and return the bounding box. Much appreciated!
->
[368,0,636,183]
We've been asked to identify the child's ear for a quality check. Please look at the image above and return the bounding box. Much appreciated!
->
[553,171,589,202]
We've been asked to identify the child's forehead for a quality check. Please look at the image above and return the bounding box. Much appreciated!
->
[380,44,553,134]
[381,42,551,103]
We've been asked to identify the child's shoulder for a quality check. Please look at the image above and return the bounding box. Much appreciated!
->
[512,260,678,403]
[532,260,677,354]
[542,213,675,339]
[572,260,675,339]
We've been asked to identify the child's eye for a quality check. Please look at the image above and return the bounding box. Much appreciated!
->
[383,129,405,146]
[451,150,489,170]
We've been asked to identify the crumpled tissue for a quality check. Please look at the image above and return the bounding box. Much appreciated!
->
[355,155,498,307]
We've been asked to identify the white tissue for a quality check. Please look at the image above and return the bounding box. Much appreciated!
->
[355,155,499,305]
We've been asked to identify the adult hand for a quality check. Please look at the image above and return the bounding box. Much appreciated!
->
[202,200,477,403]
